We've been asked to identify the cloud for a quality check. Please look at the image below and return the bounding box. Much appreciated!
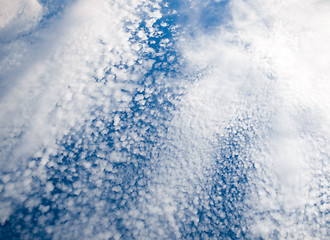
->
[0,0,165,232]
[172,0,330,238]
[0,0,329,239]
[0,0,43,40]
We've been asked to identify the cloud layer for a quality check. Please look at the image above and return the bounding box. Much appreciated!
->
[0,0,43,40]
[0,0,329,239]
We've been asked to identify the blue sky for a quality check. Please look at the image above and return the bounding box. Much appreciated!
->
[0,0,329,239]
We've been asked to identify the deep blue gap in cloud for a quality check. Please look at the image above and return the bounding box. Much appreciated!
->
[39,0,74,22]
[199,0,231,32]
[166,0,231,36]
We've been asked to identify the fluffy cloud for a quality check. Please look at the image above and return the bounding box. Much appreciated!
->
[0,0,329,239]
[0,0,166,233]
[174,0,330,238]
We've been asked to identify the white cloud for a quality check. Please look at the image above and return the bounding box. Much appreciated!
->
[0,0,43,39]
[170,0,330,238]
[0,0,329,239]
[0,0,164,233]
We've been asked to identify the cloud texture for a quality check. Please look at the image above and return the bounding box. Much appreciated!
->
[0,0,329,239]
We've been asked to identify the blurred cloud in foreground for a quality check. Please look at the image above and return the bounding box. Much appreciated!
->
[0,0,43,40]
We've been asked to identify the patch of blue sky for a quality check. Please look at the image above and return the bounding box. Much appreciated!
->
[38,0,71,19]
[166,0,231,35]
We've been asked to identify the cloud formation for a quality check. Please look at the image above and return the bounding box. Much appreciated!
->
[175,0,330,238]
[0,0,329,239]
[0,0,43,39]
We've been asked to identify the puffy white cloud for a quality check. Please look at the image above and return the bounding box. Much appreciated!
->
[0,0,329,239]
[0,0,165,232]
[171,0,330,238]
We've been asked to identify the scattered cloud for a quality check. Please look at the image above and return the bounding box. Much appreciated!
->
[174,0,330,238]
[0,0,329,239]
